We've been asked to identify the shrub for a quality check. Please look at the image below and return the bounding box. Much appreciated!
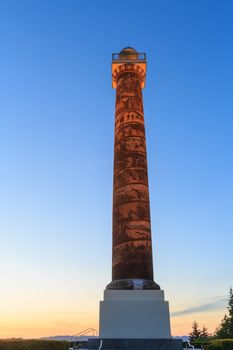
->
[0,339,70,350]
[207,339,233,350]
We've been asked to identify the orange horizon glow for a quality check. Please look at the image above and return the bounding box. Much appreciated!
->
[0,311,98,339]
[0,309,225,339]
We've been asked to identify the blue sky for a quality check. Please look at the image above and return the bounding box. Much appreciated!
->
[0,0,232,338]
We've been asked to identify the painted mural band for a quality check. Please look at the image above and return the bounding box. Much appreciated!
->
[115,111,144,129]
[113,184,149,207]
[114,168,148,190]
[113,220,151,246]
[114,156,148,178]
[112,240,153,280]
[115,123,146,142]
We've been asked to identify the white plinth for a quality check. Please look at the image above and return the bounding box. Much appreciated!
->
[99,289,171,339]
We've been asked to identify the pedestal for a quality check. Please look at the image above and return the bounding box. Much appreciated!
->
[99,290,171,339]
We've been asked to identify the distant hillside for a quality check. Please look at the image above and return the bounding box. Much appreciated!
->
[174,336,189,341]
[41,335,96,341]
[41,335,188,342]
[41,335,189,342]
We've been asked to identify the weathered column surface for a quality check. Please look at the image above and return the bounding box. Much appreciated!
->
[106,47,160,290]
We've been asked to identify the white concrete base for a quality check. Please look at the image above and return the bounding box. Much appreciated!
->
[99,289,171,339]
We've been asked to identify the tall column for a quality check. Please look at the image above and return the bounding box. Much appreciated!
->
[107,47,160,290]
[97,48,180,345]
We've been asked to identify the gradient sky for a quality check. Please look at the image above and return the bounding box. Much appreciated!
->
[0,0,233,339]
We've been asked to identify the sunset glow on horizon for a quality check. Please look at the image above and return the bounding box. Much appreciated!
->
[0,306,228,339]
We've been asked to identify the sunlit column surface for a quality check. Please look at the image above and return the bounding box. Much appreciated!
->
[107,47,160,290]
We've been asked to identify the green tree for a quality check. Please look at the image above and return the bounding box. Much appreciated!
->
[200,326,209,338]
[189,321,201,342]
[188,322,210,348]
[215,287,233,339]
[228,287,233,319]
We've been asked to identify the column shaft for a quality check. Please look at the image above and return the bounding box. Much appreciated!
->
[112,68,153,282]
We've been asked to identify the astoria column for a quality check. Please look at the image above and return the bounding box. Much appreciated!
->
[96,48,181,347]
[107,47,160,290]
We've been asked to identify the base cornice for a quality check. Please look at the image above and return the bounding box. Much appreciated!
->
[106,279,160,290]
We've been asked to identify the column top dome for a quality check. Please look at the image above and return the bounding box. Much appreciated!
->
[119,47,138,59]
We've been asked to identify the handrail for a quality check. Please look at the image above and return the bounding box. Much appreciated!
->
[70,327,97,349]
[187,340,195,349]
[99,339,103,350]
[72,327,96,337]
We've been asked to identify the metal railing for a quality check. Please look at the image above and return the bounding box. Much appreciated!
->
[72,327,97,337]
[69,328,97,350]
[112,52,146,61]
